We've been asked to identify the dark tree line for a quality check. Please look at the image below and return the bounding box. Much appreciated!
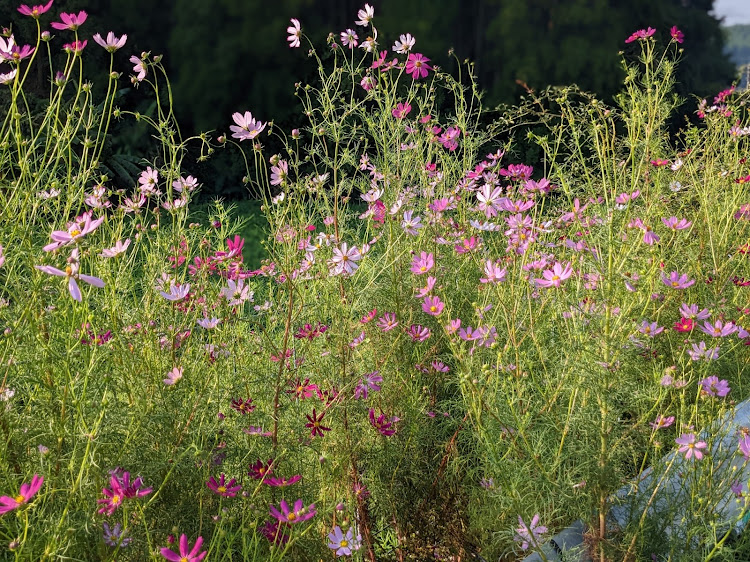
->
[0,0,736,196]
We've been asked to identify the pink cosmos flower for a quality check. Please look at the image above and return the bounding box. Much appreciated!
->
[329,243,362,276]
[287,18,302,48]
[739,435,750,460]
[642,225,660,246]
[700,375,730,398]
[1,42,34,63]
[354,371,383,400]
[0,68,17,84]
[416,275,436,298]
[230,111,266,141]
[17,0,53,18]
[356,3,374,25]
[392,102,412,119]
[699,320,738,338]
[662,216,692,231]
[35,249,104,302]
[392,33,415,53]
[369,408,398,436]
[160,282,190,302]
[407,324,431,342]
[673,317,694,332]
[625,27,656,43]
[422,295,444,316]
[161,534,207,561]
[638,320,664,337]
[649,415,675,430]
[410,251,434,275]
[377,312,399,331]
[206,474,241,497]
[515,513,547,551]
[93,32,127,52]
[62,40,86,55]
[44,211,104,251]
[360,75,376,91]
[661,271,695,290]
[265,475,302,487]
[535,262,573,288]
[670,26,684,44]
[480,259,507,283]
[0,245,4,268]
[130,56,147,81]
[688,341,720,361]
[676,433,707,460]
[100,239,130,258]
[341,29,358,49]
[269,499,316,524]
[0,474,43,515]
[51,11,87,31]
[405,53,432,79]
[163,367,183,385]
[679,303,711,320]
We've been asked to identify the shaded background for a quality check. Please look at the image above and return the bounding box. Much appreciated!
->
[3,0,750,198]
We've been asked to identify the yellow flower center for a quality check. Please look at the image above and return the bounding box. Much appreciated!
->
[112,494,121,505]
[430,306,437,312]
[218,486,227,493]
[552,275,560,281]
[69,228,81,237]
[180,558,189,562]
[287,512,297,521]
[65,265,73,276]
[672,281,679,287]
[341,540,349,547]
[14,494,25,504]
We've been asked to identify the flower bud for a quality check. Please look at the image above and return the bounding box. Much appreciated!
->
[41,31,51,41]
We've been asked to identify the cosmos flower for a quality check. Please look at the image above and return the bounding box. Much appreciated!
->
[160,535,207,562]
[287,19,302,48]
[51,10,87,30]
[269,499,316,524]
[93,32,127,52]
[230,111,266,141]
[0,474,44,515]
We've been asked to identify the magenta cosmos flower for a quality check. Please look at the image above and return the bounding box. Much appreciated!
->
[410,251,434,275]
[392,102,412,119]
[35,249,105,302]
[269,499,316,524]
[676,433,707,460]
[422,295,444,316]
[405,53,432,79]
[17,0,53,18]
[51,11,87,31]
[625,27,656,43]
[670,26,684,44]
[700,376,730,398]
[0,474,44,515]
[206,474,241,497]
[535,262,573,288]
[161,534,207,562]
[230,111,266,141]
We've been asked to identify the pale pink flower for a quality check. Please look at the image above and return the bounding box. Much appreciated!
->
[649,415,675,430]
[163,367,183,386]
[515,514,547,551]
[0,68,17,85]
[329,243,362,276]
[535,262,573,288]
[230,111,266,141]
[356,4,374,26]
[130,56,146,82]
[99,239,130,258]
[138,166,160,195]
[44,211,104,251]
[675,433,707,460]
[392,102,412,119]
[35,249,104,302]
[480,259,507,283]
[287,18,302,48]
[392,33,415,53]
[160,282,190,302]
[662,216,692,231]
[340,29,358,49]
[93,32,127,52]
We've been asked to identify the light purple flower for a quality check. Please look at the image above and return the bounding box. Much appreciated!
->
[93,31,127,52]
[662,271,695,290]
[328,525,362,556]
[160,282,190,302]
[638,320,664,337]
[35,249,104,302]
[354,371,382,400]
[699,320,738,338]
[688,341,720,361]
[515,513,547,551]
[676,433,707,460]
[700,376,730,397]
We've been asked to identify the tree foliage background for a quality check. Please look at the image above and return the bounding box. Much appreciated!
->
[0,0,738,197]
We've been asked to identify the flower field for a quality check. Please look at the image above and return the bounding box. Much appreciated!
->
[1,2,750,561]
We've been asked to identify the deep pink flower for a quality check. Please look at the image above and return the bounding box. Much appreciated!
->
[670,26,684,44]
[369,408,398,436]
[405,53,432,79]
[17,0,53,18]
[1,43,35,63]
[305,408,331,438]
[161,534,207,561]
[248,459,274,480]
[0,474,43,515]
[206,474,241,497]
[265,475,302,487]
[392,102,412,119]
[673,317,694,332]
[407,324,431,342]
[625,27,656,43]
[51,11,87,31]
[269,499,316,524]
[675,433,707,460]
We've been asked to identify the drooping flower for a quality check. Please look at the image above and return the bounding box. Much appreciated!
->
[269,499,316,524]
[35,249,105,302]
[405,53,431,79]
[130,55,147,81]
[514,513,547,551]
[0,474,43,515]
[93,31,127,52]
[230,111,266,141]
[160,534,207,562]
[676,433,707,460]
[287,18,302,48]
[649,415,675,430]
[17,0,53,18]
[206,474,241,497]
[328,525,362,556]
[51,11,87,30]
[260,520,290,545]
[356,4,375,26]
